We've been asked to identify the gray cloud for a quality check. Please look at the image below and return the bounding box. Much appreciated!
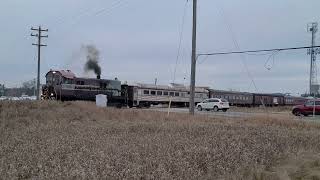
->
[0,0,319,95]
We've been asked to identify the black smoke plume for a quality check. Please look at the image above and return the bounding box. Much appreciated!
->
[83,45,101,77]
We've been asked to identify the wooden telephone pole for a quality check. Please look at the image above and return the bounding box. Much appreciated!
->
[189,0,197,115]
[31,26,48,100]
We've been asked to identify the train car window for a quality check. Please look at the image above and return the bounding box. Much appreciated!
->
[316,101,320,106]
[164,91,169,96]
[306,101,314,106]
[151,91,156,95]
[76,81,84,85]
[52,75,59,85]
[157,91,162,96]
[143,90,150,95]
[170,92,174,96]
[100,83,107,88]
[174,92,179,96]
[64,78,72,84]
[46,73,53,84]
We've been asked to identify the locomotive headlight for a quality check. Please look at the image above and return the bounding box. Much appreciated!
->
[51,93,54,96]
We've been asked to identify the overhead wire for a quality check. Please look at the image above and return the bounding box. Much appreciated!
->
[197,55,209,65]
[197,45,320,56]
[172,0,189,84]
[264,50,280,70]
[12,0,125,49]
[53,0,128,30]
[214,3,260,94]
[244,51,276,56]
[7,0,128,59]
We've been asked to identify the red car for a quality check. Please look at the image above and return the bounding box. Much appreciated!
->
[292,99,320,116]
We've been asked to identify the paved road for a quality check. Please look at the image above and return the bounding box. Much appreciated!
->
[151,107,257,118]
[148,107,320,122]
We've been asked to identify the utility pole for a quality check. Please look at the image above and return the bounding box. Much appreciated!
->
[189,0,197,115]
[31,26,48,100]
[308,23,318,96]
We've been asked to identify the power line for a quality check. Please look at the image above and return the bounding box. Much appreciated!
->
[172,0,189,83]
[197,45,320,56]
[264,50,280,70]
[244,51,276,56]
[197,54,209,65]
[214,3,259,97]
[54,0,126,27]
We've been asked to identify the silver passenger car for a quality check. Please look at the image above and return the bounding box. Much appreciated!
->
[127,83,209,108]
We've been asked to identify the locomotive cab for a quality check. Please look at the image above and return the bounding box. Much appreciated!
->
[42,70,76,100]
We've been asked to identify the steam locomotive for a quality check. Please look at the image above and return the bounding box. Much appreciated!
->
[42,70,308,107]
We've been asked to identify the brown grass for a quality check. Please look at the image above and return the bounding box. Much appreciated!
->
[0,101,320,179]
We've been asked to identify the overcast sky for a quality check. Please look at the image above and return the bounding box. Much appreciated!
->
[1,0,320,95]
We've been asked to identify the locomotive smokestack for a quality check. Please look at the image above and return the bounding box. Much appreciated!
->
[83,45,101,78]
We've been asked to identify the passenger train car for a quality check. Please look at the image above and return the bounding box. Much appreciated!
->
[208,89,306,107]
[127,83,209,108]
[284,96,309,106]
[208,89,253,106]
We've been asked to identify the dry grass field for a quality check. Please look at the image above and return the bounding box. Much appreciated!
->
[1,101,320,179]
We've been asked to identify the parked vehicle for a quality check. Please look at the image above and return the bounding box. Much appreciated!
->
[292,99,320,116]
[196,98,230,112]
